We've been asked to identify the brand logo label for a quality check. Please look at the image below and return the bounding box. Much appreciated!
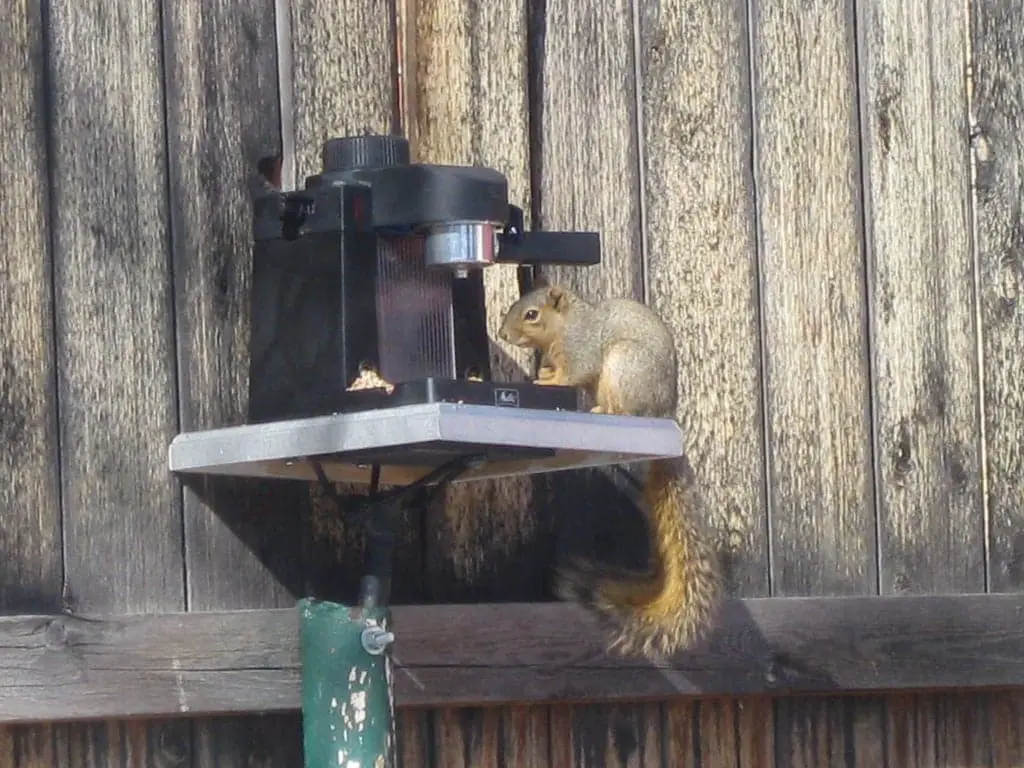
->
[494,387,520,408]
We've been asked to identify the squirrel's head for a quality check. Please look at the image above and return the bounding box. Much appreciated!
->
[497,283,572,351]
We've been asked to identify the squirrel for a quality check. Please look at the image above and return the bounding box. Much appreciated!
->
[497,282,722,659]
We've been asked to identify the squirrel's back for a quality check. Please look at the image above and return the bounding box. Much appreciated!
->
[588,297,679,419]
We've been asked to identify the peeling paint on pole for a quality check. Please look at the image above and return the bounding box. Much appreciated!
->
[299,598,395,768]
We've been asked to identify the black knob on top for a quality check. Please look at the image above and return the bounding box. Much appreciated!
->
[322,135,410,173]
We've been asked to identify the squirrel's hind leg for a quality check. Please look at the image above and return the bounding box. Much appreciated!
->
[594,340,665,417]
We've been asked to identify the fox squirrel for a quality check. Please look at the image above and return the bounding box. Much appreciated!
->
[498,282,721,659]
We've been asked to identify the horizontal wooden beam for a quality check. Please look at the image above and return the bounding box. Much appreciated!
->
[2,593,1023,724]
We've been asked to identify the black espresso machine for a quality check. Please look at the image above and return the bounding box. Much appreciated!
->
[246,134,602,424]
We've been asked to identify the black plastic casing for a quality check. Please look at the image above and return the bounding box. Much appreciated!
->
[246,134,602,424]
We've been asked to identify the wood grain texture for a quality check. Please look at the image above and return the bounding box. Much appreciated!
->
[750,0,877,761]
[972,0,1024,596]
[49,0,182,617]
[664,698,774,767]
[501,706,550,768]
[532,0,643,300]
[0,0,60,760]
[410,0,540,601]
[288,0,398,183]
[531,2,662,764]
[396,711,431,768]
[639,0,767,601]
[859,1,990,758]
[773,696,886,767]
[5,595,1024,723]
[988,693,1024,765]
[637,0,768,761]
[856,0,991,761]
[750,0,875,598]
[883,693,993,767]
[161,0,304,762]
[284,0,405,596]
[433,708,501,768]
[858,0,983,596]
[971,0,1024,762]
[405,1,550,762]
[45,0,189,762]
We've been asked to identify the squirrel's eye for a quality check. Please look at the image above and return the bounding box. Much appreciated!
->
[524,309,539,322]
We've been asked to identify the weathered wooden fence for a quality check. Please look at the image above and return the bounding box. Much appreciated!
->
[3,0,1024,764]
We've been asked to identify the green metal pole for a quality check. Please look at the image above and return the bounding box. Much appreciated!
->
[299,597,396,768]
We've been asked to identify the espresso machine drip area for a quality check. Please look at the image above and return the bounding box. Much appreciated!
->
[246,133,601,424]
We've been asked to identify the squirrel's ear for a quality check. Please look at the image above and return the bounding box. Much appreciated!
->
[545,284,567,310]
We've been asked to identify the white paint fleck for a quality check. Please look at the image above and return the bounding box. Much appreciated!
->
[331,697,338,709]
[348,666,358,683]
[350,690,367,727]
[172,658,190,713]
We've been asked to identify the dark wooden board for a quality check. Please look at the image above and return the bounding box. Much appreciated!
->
[0,0,61,762]
[45,0,189,763]
[3,594,1024,723]
[161,0,305,762]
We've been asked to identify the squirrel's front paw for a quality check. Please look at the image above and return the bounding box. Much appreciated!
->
[535,365,567,386]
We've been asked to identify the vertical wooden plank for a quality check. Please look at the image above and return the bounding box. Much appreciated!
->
[288,3,430,767]
[406,2,547,764]
[751,0,876,599]
[858,0,991,760]
[532,1,662,765]
[972,0,1024,598]
[638,0,769,761]
[969,0,1024,761]
[885,693,993,767]
[0,0,61,762]
[289,0,398,183]
[397,712,432,768]
[44,0,190,764]
[533,0,643,298]
[412,0,539,604]
[286,0,405,598]
[750,0,877,763]
[433,709,501,768]
[638,0,766,605]
[858,0,983,597]
[162,0,305,762]
[989,694,1024,766]
[502,707,550,768]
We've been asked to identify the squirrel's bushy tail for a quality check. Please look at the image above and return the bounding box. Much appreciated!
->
[553,455,722,659]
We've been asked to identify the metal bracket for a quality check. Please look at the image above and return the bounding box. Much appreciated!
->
[308,452,486,610]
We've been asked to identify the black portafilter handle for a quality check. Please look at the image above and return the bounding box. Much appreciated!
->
[496,205,601,267]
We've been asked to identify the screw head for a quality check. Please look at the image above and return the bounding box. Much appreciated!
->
[360,626,395,656]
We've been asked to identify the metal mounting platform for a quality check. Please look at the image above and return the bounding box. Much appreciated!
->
[168,402,684,487]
